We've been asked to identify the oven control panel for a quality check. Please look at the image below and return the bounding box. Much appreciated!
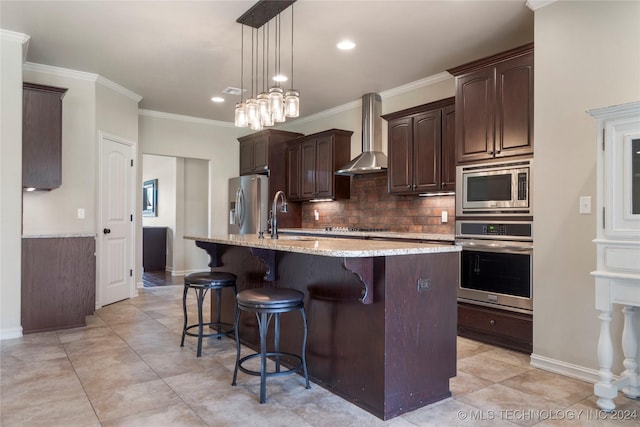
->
[456,221,533,240]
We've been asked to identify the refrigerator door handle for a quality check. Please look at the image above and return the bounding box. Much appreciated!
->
[235,187,245,229]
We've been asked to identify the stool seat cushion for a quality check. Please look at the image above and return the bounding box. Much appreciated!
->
[237,288,304,310]
[185,271,237,287]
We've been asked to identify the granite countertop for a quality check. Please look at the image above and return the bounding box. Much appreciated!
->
[184,233,460,258]
[280,228,455,242]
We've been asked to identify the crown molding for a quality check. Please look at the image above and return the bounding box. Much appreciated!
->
[288,71,453,126]
[0,29,30,44]
[95,76,142,102]
[138,109,236,128]
[526,0,557,11]
[1,29,31,62]
[23,62,142,102]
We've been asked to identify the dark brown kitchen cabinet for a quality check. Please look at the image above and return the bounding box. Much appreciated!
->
[21,236,96,333]
[238,129,304,228]
[382,97,455,195]
[238,129,302,176]
[22,83,68,190]
[448,43,533,164]
[457,302,532,353]
[287,129,352,201]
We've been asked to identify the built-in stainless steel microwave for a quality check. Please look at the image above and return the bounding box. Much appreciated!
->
[456,159,532,217]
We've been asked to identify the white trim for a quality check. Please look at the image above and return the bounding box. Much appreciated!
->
[0,29,30,44]
[526,0,557,11]
[23,62,143,102]
[380,72,452,99]
[530,353,607,384]
[286,71,453,126]
[0,327,23,340]
[1,29,30,62]
[138,108,235,128]
[24,62,98,82]
[96,76,143,103]
[96,131,138,308]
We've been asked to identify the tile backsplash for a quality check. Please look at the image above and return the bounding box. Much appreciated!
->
[300,173,455,234]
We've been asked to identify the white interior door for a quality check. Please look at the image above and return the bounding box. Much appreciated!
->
[99,133,135,306]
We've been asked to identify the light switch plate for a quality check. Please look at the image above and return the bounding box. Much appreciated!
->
[77,208,85,219]
[579,196,592,214]
[441,210,448,223]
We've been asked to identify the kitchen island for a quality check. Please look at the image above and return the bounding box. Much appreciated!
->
[185,233,460,420]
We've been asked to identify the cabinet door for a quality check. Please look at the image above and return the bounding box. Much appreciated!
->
[495,52,534,158]
[252,134,270,173]
[413,110,441,193]
[22,85,66,189]
[455,68,495,163]
[314,135,334,198]
[387,117,413,194]
[286,143,301,200]
[441,105,456,191]
[239,140,254,175]
[300,139,317,199]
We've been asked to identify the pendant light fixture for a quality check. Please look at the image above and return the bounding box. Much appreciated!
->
[235,1,299,128]
[284,2,299,118]
[234,24,248,127]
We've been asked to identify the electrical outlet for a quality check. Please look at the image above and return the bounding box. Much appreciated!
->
[579,196,592,215]
[314,210,319,221]
[77,208,85,219]
[441,211,448,223]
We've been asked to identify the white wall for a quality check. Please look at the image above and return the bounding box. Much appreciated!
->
[142,154,176,270]
[138,112,243,239]
[182,158,209,273]
[21,69,97,236]
[0,30,28,339]
[532,1,640,377]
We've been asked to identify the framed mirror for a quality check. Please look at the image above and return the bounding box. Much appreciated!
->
[143,179,158,217]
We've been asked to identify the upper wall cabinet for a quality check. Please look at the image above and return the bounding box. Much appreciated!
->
[448,43,533,164]
[22,83,68,190]
[287,129,353,201]
[238,129,303,176]
[382,97,455,195]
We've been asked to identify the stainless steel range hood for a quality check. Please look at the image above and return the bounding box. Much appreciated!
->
[335,93,387,176]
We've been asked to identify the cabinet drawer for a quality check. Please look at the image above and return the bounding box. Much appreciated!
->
[458,302,532,353]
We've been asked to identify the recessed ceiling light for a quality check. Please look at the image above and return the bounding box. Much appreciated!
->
[337,40,356,50]
[273,74,288,82]
[211,96,224,103]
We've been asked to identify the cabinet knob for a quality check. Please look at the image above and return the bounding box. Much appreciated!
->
[407,185,411,189]
[103,228,111,234]
[487,151,494,155]
[489,319,496,326]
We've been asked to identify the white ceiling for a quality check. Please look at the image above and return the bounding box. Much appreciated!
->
[1,1,534,124]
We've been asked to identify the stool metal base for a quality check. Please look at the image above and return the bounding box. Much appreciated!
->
[180,273,237,357]
[232,289,310,404]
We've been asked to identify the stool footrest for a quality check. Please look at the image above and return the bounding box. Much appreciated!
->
[184,322,234,339]
[237,352,303,378]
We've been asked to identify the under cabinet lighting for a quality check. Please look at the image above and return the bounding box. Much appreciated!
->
[24,187,36,192]
[309,198,333,202]
[418,191,455,197]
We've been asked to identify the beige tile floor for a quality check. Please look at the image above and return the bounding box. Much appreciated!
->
[1,284,639,426]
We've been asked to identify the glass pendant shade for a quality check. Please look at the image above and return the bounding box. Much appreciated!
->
[246,98,258,125]
[257,93,272,126]
[269,86,285,122]
[234,102,248,127]
[284,90,300,118]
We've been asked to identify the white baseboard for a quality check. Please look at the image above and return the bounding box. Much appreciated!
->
[0,326,23,340]
[168,268,208,276]
[530,353,611,384]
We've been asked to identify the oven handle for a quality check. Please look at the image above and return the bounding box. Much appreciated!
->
[455,240,533,252]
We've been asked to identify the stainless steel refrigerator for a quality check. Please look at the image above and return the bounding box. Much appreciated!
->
[228,175,269,234]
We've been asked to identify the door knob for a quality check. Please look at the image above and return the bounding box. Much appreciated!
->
[103,228,111,234]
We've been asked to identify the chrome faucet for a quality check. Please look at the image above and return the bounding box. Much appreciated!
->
[271,190,288,239]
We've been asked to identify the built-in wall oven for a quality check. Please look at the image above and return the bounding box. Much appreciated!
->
[455,221,533,314]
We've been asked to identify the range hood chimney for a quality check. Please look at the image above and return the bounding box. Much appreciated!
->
[335,93,387,176]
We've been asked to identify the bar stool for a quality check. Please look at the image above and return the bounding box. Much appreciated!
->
[180,271,237,357]
[232,287,310,403]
